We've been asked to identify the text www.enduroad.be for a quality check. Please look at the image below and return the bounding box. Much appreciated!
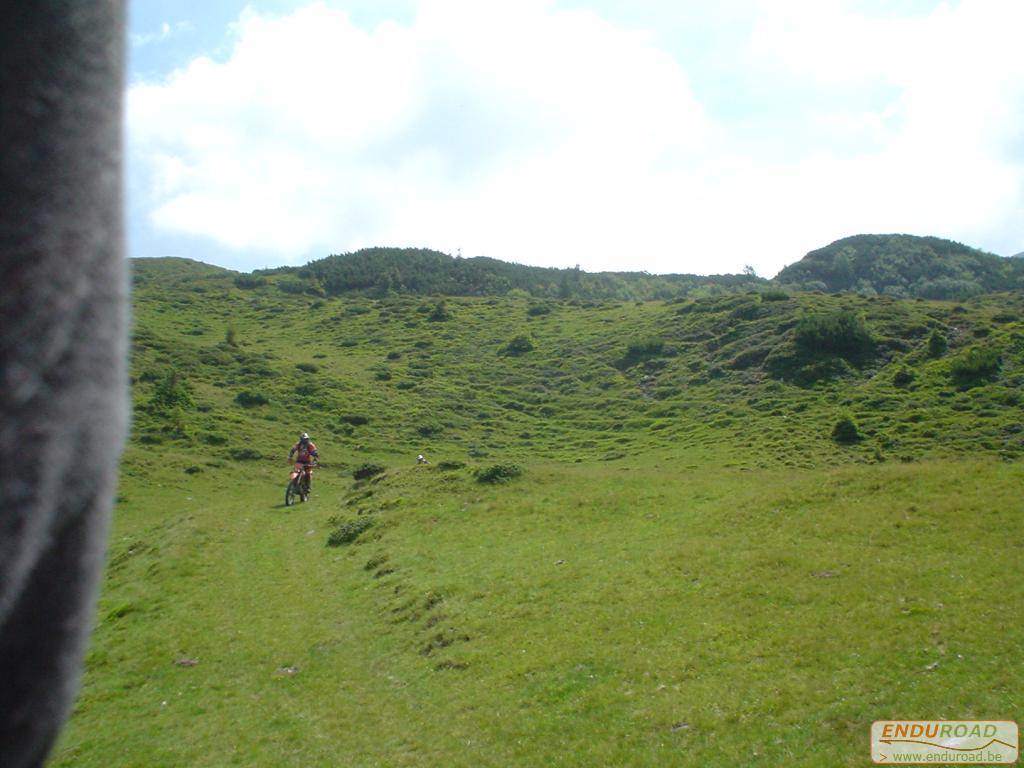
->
[891,751,1009,763]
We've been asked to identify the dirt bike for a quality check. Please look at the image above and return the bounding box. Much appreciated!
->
[285,461,315,506]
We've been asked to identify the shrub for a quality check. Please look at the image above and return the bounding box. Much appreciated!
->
[618,338,664,368]
[729,300,765,320]
[795,310,872,356]
[235,391,269,407]
[339,414,369,426]
[277,277,309,294]
[353,463,386,481]
[438,461,466,471]
[831,414,862,444]
[233,274,266,289]
[949,347,1001,389]
[428,301,451,322]
[503,334,534,355]
[327,517,374,547]
[149,371,194,412]
[296,362,319,373]
[527,304,552,317]
[892,366,915,388]
[760,290,790,302]
[476,464,522,483]
[923,329,946,357]
[386,351,402,360]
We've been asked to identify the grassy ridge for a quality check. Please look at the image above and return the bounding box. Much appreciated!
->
[50,258,1024,766]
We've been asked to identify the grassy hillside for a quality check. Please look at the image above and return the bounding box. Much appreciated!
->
[50,258,1024,766]
[125,258,1024,466]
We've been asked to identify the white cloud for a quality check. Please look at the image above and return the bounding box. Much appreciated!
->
[127,0,1024,275]
[131,20,192,48]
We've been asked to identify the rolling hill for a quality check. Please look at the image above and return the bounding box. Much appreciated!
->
[774,233,1024,298]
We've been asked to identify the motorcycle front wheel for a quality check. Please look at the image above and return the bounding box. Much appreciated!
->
[285,480,299,506]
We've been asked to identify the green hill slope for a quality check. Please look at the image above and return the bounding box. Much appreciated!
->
[49,260,1024,767]
[126,257,1024,466]
[774,234,1024,298]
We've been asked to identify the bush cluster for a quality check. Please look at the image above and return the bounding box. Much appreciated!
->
[339,414,369,426]
[503,334,534,355]
[831,414,862,444]
[428,301,451,322]
[235,391,269,407]
[795,310,872,356]
[149,371,194,412]
[949,347,1001,389]
[618,338,665,369]
[233,274,266,289]
[476,464,522,483]
[927,330,948,358]
[892,366,915,388]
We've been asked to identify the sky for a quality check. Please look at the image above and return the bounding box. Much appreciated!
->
[126,0,1024,277]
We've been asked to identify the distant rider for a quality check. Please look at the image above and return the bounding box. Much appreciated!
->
[289,432,319,489]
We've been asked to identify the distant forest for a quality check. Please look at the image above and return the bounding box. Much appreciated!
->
[774,234,1024,299]
[259,247,767,300]
[250,235,1023,301]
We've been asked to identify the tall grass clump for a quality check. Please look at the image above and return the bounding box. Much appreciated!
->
[326,517,374,546]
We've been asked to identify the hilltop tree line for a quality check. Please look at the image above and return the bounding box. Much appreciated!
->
[257,247,766,301]
[775,234,1024,299]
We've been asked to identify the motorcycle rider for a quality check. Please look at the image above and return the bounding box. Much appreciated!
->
[288,432,319,490]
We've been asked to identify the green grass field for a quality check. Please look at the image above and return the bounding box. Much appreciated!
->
[49,260,1024,766]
